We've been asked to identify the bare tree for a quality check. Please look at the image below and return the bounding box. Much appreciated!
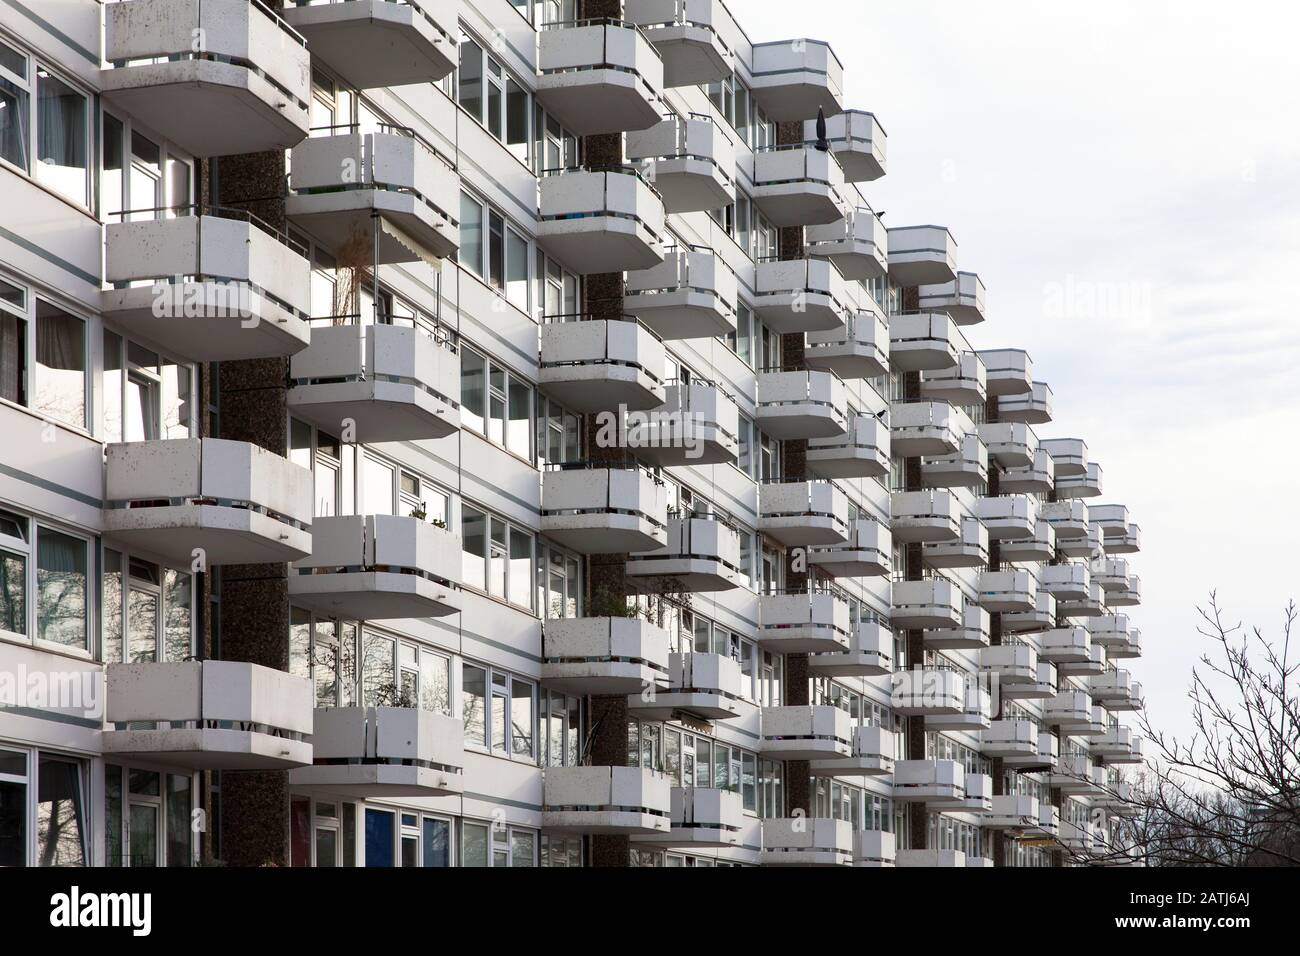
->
[1084,594,1299,866]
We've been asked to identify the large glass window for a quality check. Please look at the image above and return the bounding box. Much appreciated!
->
[36,527,87,651]
[459,345,532,458]
[0,508,28,640]
[33,300,85,429]
[35,68,88,205]
[0,40,31,172]
[102,331,192,442]
[460,503,533,609]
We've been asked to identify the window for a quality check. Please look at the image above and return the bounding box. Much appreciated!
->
[536,394,581,468]
[102,331,192,442]
[539,690,581,767]
[458,32,533,168]
[36,526,87,651]
[462,504,533,608]
[102,549,192,664]
[0,508,28,640]
[456,37,483,120]
[459,192,484,277]
[537,543,582,620]
[459,346,533,459]
[0,749,90,867]
[34,300,85,429]
[35,67,88,205]
[459,191,532,313]
[461,661,536,760]
[103,764,191,867]
[0,39,31,172]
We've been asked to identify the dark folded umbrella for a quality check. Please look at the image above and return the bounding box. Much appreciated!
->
[814,107,830,151]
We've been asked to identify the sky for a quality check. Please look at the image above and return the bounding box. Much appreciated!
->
[738,0,1300,744]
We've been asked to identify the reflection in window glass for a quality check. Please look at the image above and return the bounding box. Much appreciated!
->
[461,506,486,590]
[36,755,86,866]
[35,69,87,205]
[462,663,487,746]
[461,821,488,867]
[36,528,86,650]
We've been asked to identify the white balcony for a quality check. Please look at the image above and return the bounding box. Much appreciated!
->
[917,271,986,326]
[1002,590,1057,634]
[1039,628,1092,664]
[627,379,739,466]
[892,578,965,629]
[807,413,890,479]
[1107,523,1142,555]
[1000,661,1058,701]
[287,129,459,264]
[979,646,1038,686]
[536,20,665,134]
[543,766,671,835]
[1000,448,1055,494]
[889,401,965,457]
[1107,569,1142,607]
[757,589,851,653]
[761,818,853,867]
[1093,726,1144,764]
[888,312,961,372]
[1091,615,1141,658]
[1088,503,1130,537]
[289,515,460,620]
[752,145,846,226]
[804,308,889,379]
[103,661,312,770]
[808,518,891,577]
[892,758,964,803]
[948,771,994,812]
[1056,462,1105,499]
[755,369,849,439]
[997,380,1054,425]
[288,321,460,442]
[890,669,965,719]
[1057,579,1107,619]
[282,0,458,88]
[925,603,990,651]
[921,434,988,488]
[626,509,743,590]
[651,787,745,847]
[809,619,893,677]
[812,725,896,778]
[978,422,1038,469]
[922,516,989,569]
[1091,557,1132,594]
[749,39,844,121]
[538,167,666,272]
[1059,522,1103,559]
[886,225,958,287]
[1040,500,1090,539]
[1058,819,1095,852]
[625,514,743,592]
[1052,755,1106,795]
[542,617,670,695]
[625,0,732,86]
[1031,803,1062,836]
[629,652,745,721]
[753,257,850,333]
[288,706,463,796]
[625,115,735,212]
[104,438,312,565]
[891,489,962,543]
[758,481,849,546]
[805,208,888,280]
[896,849,966,868]
[101,0,310,157]
[998,521,1056,564]
[805,109,886,181]
[102,212,311,361]
[977,494,1037,540]
[760,705,853,761]
[980,718,1039,758]
[978,348,1034,396]
[1040,438,1089,477]
[853,830,897,867]
[920,352,987,406]
[985,794,1040,830]
[541,464,668,554]
[539,319,666,412]
[1092,671,1143,710]
[925,684,991,733]
[1044,690,1094,731]
[1005,732,1059,772]
[624,246,737,338]
[1057,641,1108,679]
[1040,562,1091,602]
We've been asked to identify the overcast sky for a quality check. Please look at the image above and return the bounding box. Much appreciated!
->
[740,0,1300,743]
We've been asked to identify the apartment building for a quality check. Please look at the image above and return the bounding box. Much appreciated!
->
[0,0,1145,868]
